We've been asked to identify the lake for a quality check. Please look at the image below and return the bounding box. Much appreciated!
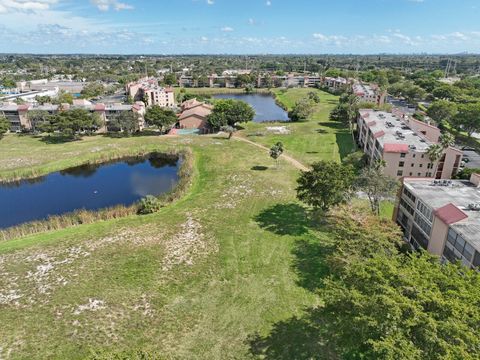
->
[0,154,180,229]
[213,94,289,122]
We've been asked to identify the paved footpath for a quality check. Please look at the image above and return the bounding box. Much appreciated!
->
[234,135,310,172]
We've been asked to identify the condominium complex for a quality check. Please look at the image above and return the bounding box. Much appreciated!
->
[356,109,463,179]
[0,101,146,132]
[126,77,175,108]
[353,83,386,105]
[394,175,480,269]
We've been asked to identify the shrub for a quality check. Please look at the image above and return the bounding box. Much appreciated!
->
[137,195,163,215]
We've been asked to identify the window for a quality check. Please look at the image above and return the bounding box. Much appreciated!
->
[411,225,429,250]
[414,212,432,236]
[418,173,421,176]
[413,154,416,158]
[397,170,403,176]
[411,163,415,167]
[417,201,433,222]
[400,153,406,158]
[421,154,425,158]
[444,229,475,265]
[409,172,413,176]
[419,164,423,168]
[399,161,405,167]
[400,198,414,215]
[403,188,416,203]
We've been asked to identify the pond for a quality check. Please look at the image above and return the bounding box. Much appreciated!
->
[0,154,180,229]
[213,93,290,122]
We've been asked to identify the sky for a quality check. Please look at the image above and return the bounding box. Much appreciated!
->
[0,0,480,54]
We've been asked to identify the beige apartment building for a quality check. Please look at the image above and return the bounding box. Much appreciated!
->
[394,175,480,269]
[353,83,386,105]
[0,101,146,132]
[357,109,463,179]
[126,77,175,108]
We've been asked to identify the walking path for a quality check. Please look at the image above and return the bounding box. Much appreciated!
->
[233,135,309,171]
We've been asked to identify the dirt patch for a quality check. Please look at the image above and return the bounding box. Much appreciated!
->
[162,215,217,271]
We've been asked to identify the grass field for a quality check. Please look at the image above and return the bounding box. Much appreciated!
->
[240,88,357,165]
[0,89,391,359]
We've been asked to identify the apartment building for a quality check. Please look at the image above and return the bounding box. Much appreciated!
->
[353,83,385,106]
[394,175,480,269]
[0,101,146,132]
[126,78,175,108]
[323,76,349,91]
[357,110,463,179]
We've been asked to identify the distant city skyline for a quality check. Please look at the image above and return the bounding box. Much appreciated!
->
[0,0,480,54]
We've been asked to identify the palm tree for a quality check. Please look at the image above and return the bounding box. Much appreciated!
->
[439,132,455,149]
[427,144,443,179]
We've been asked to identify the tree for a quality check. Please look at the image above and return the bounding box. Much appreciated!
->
[342,151,368,173]
[452,103,480,137]
[432,84,459,101]
[296,161,355,212]
[80,82,105,99]
[288,99,314,122]
[439,132,455,149]
[54,90,74,105]
[35,95,52,105]
[427,143,443,178]
[220,125,236,140]
[308,91,321,104]
[319,207,480,359]
[355,162,398,216]
[2,78,16,88]
[207,99,255,130]
[145,105,177,133]
[38,108,102,138]
[108,111,139,135]
[0,115,9,138]
[269,142,284,167]
[163,73,177,86]
[426,100,458,124]
[27,110,50,132]
[330,93,358,142]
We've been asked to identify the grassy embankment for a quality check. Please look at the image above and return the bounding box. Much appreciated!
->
[0,88,392,359]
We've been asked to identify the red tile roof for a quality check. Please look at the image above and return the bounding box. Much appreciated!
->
[435,203,468,225]
[94,104,106,111]
[383,143,409,153]
[17,104,29,111]
[374,130,385,138]
[132,103,142,111]
[367,121,376,127]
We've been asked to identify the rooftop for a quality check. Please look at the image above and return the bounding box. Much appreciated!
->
[359,109,433,152]
[353,83,376,97]
[405,178,480,250]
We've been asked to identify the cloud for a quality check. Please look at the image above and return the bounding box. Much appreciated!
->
[90,0,133,11]
[221,26,234,32]
[206,0,214,4]
[266,0,271,5]
[0,0,58,13]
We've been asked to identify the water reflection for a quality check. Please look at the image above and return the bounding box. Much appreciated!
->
[0,153,180,229]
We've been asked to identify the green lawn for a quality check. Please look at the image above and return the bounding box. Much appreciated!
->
[0,88,391,359]
[0,133,332,359]
[240,88,356,165]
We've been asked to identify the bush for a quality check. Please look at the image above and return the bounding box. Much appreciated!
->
[137,195,163,215]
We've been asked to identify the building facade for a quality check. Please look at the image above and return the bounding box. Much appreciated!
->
[0,101,146,133]
[126,78,175,108]
[353,83,386,105]
[394,175,480,269]
[357,109,462,179]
